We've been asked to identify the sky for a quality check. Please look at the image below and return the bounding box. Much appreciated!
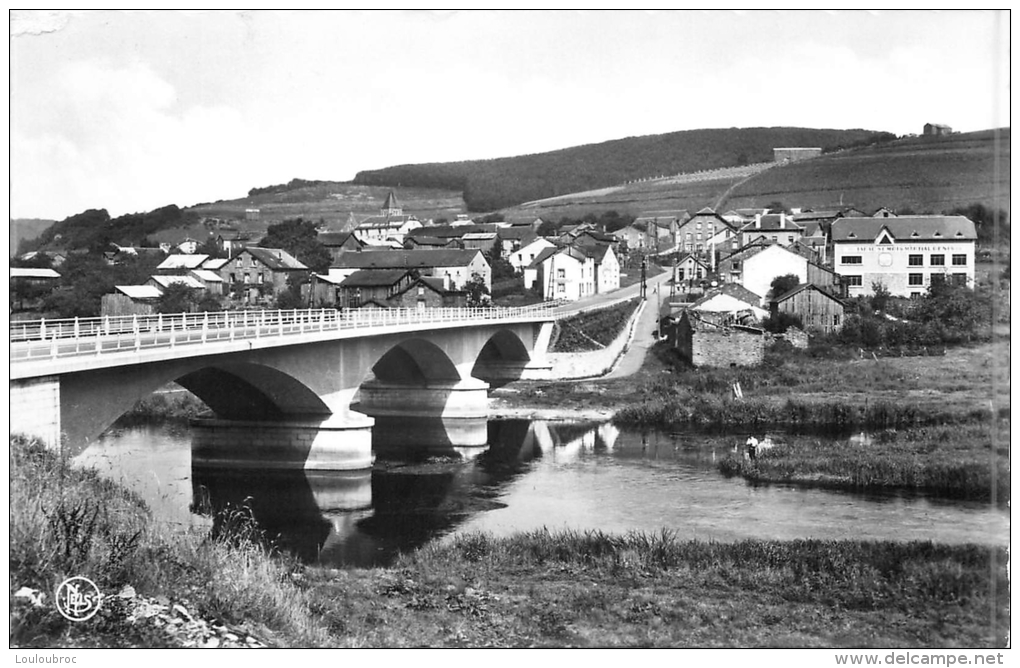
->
[9,9,1011,222]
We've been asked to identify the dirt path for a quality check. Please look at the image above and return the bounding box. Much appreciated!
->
[603,272,672,378]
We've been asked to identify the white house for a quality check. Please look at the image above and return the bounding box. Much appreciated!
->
[511,237,557,277]
[831,216,977,297]
[719,243,810,306]
[530,244,619,301]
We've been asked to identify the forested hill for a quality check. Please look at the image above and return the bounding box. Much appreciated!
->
[353,127,893,211]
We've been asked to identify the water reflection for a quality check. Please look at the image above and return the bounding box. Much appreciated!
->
[79,418,1009,570]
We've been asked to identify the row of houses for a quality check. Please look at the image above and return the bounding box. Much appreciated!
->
[660,205,979,367]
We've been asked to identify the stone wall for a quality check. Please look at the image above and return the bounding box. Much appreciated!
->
[10,376,61,448]
[691,328,765,367]
[548,301,645,379]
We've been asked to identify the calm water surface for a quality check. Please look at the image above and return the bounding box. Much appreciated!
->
[76,419,1009,568]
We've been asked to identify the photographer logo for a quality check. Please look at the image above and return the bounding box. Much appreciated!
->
[55,577,102,622]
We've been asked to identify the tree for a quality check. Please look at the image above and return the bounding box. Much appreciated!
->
[197,236,226,259]
[537,219,559,237]
[465,273,491,307]
[157,283,198,314]
[870,281,891,312]
[485,246,516,280]
[762,312,803,334]
[765,201,790,215]
[259,218,331,273]
[768,274,800,300]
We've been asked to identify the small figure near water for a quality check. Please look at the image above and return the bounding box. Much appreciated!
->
[746,436,759,461]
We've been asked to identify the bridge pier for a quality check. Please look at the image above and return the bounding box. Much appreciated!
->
[9,377,62,449]
[371,415,490,459]
[191,412,375,471]
[356,377,490,419]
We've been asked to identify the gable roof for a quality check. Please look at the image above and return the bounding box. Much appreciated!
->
[339,269,412,288]
[115,285,162,300]
[318,232,361,247]
[527,246,560,269]
[149,275,205,290]
[243,247,308,270]
[157,254,210,270]
[773,282,846,306]
[201,258,230,270]
[11,268,61,279]
[333,248,484,270]
[382,191,400,210]
[356,215,419,229]
[691,283,764,310]
[190,269,224,283]
[831,215,977,242]
[388,275,450,301]
[739,214,804,233]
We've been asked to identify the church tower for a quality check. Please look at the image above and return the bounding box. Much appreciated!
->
[381,191,402,218]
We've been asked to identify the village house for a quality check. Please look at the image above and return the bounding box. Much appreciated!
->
[717,242,840,305]
[610,225,649,250]
[739,212,805,248]
[770,283,846,334]
[330,248,491,291]
[188,269,225,295]
[633,210,688,251]
[318,231,364,262]
[529,243,619,301]
[668,310,765,368]
[386,277,467,309]
[461,232,499,256]
[511,237,557,278]
[218,247,308,297]
[690,283,768,322]
[216,229,256,258]
[147,274,206,294]
[337,269,415,309]
[156,254,210,273]
[677,207,734,256]
[673,252,712,287]
[496,226,538,257]
[830,215,977,297]
[100,285,162,317]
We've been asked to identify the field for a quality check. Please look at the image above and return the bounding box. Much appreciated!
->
[186,182,466,232]
[723,129,1010,214]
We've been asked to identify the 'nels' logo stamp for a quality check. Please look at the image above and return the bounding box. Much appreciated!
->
[55,576,102,622]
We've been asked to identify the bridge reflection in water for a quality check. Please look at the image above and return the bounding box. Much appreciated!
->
[191,418,619,567]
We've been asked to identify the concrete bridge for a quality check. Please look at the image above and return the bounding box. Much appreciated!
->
[10,306,559,470]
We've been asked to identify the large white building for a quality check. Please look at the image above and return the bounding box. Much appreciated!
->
[830,216,977,297]
[529,244,619,301]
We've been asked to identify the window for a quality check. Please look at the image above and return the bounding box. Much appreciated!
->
[930,254,945,266]
[833,314,841,327]
[235,257,243,267]
[908,254,923,266]
[952,273,968,286]
[257,273,264,284]
[677,268,685,280]
[771,236,778,242]
[845,275,862,287]
[930,273,945,284]
[243,274,250,284]
[952,254,967,266]
[787,236,794,244]
[841,256,862,265]
[418,286,425,296]
[908,273,923,286]
[229,273,236,283]
[911,292,921,298]
[556,268,565,279]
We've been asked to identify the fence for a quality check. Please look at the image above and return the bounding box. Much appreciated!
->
[10,304,562,363]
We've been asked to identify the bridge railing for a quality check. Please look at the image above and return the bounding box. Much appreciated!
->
[10,303,565,362]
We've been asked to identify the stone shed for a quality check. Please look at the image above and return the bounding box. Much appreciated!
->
[669,310,765,367]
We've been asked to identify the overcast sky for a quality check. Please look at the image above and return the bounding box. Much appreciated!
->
[10,9,1010,221]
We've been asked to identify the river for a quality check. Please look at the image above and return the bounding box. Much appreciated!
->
[75,419,1009,568]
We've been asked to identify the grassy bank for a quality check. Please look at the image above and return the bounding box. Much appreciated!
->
[10,435,327,648]
[115,389,209,425]
[11,435,1008,648]
[304,530,1008,647]
[718,423,1009,504]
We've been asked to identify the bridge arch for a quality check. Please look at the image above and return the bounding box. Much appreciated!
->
[470,328,532,387]
[368,338,463,386]
[176,362,331,420]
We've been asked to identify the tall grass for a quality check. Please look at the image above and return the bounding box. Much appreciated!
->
[717,423,1009,503]
[9,435,329,648]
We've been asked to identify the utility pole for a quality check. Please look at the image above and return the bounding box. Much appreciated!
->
[640,258,647,300]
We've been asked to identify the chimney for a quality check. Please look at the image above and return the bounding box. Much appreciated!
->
[780,213,785,229]
[755,214,761,229]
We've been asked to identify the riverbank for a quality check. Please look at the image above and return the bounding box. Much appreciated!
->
[10,434,1009,648]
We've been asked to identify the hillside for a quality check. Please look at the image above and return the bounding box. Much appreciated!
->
[353,127,890,211]
[10,219,55,256]
[722,128,1010,215]
[187,182,466,232]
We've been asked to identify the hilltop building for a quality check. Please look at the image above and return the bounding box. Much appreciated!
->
[830,215,977,297]
[923,123,952,136]
[773,147,822,163]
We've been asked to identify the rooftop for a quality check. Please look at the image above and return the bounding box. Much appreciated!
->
[830,216,978,242]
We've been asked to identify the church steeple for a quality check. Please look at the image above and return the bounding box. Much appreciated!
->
[381,191,402,217]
